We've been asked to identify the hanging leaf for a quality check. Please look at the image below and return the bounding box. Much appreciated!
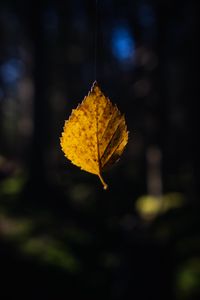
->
[60,81,128,190]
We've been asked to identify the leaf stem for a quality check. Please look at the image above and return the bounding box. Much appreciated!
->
[98,174,108,190]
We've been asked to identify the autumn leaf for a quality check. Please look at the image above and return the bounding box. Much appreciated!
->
[60,81,128,190]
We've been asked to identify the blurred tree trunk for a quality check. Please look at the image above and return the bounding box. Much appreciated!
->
[27,0,49,189]
[19,0,50,201]
[29,0,48,187]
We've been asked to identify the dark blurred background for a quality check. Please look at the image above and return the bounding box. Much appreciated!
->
[0,0,199,299]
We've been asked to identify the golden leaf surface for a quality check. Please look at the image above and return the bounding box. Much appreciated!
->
[60,81,128,190]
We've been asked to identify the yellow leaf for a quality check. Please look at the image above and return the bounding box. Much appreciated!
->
[60,81,128,190]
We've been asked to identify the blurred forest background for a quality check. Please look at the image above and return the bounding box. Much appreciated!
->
[0,0,200,299]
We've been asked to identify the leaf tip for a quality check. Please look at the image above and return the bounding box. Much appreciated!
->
[91,80,100,93]
[92,80,98,86]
